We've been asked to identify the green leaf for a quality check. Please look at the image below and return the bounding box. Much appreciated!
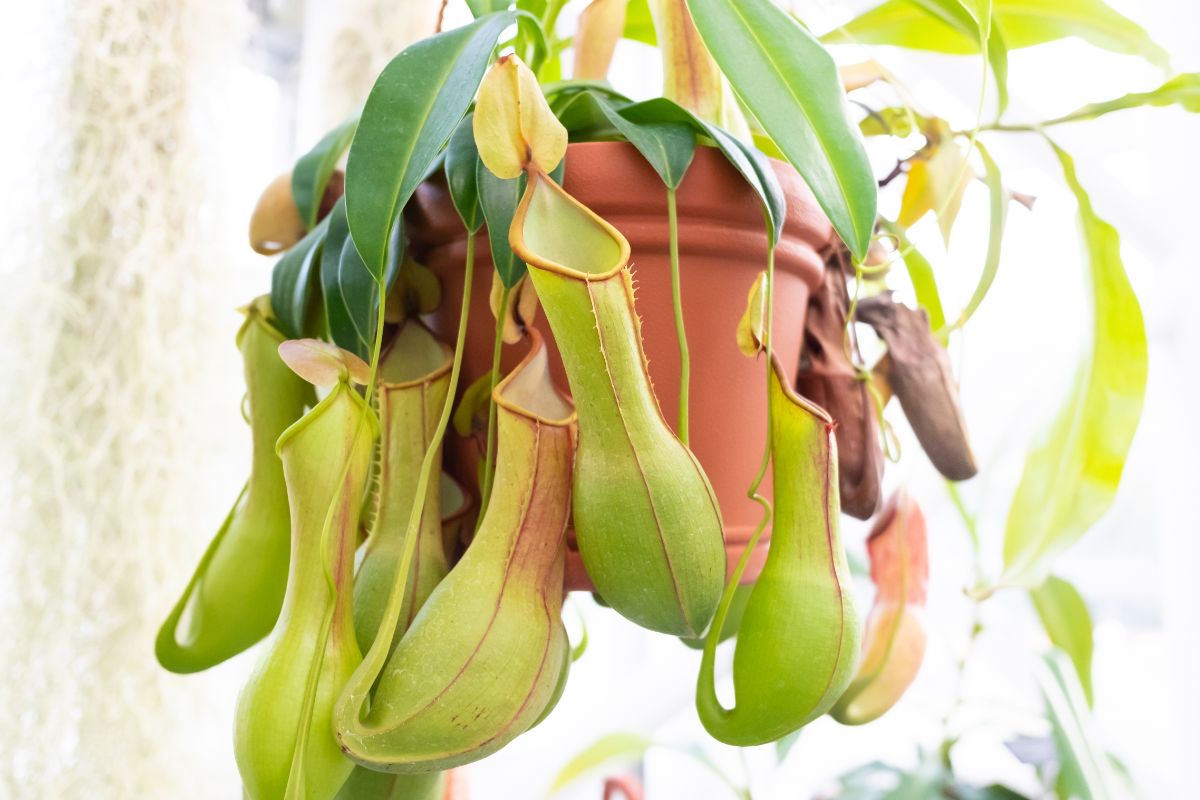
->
[620,98,786,244]
[477,168,525,287]
[1047,73,1200,125]
[445,115,484,232]
[345,11,516,283]
[946,140,1005,332]
[549,732,653,793]
[908,0,1009,114]
[515,9,550,73]
[467,0,510,16]
[878,219,946,331]
[292,116,358,230]
[686,0,877,260]
[999,142,1147,588]
[1031,575,1095,706]
[624,0,656,45]
[593,96,696,190]
[270,217,329,339]
[321,198,378,359]
[824,0,1169,70]
[1040,649,1120,799]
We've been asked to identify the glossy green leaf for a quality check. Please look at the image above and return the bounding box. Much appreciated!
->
[1031,575,1094,706]
[549,733,653,793]
[946,140,1005,332]
[321,198,378,359]
[292,116,358,230]
[686,0,877,259]
[593,96,696,189]
[824,0,1169,70]
[478,169,526,287]
[624,0,656,45]
[345,11,516,281]
[270,217,329,339]
[999,142,1147,587]
[1040,649,1119,799]
[620,97,786,243]
[445,114,484,232]
[1045,72,1200,125]
[878,219,946,331]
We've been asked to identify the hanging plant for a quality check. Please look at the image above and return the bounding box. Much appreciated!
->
[149,0,1193,795]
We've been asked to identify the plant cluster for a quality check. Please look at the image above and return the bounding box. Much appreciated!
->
[156,1,1196,797]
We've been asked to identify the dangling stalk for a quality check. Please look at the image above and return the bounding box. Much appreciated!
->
[700,234,775,657]
[336,233,476,737]
[478,280,511,523]
[667,187,691,444]
[281,245,393,800]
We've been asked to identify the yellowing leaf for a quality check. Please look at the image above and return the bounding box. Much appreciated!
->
[474,55,567,179]
[999,142,1147,588]
[278,338,370,387]
[899,138,972,244]
[736,271,768,356]
[839,59,887,92]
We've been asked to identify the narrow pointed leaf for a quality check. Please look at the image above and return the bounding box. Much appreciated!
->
[1031,575,1094,707]
[1048,73,1200,124]
[685,0,877,259]
[1039,649,1120,799]
[592,96,696,189]
[999,143,1147,587]
[271,217,330,339]
[293,116,359,230]
[321,199,378,359]
[619,97,785,242]
[948,140,1005,331]
[446,115,484,232]
[346,11,516,280]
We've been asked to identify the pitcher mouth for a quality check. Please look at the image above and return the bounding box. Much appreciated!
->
[509,168,631,283]
[493,328,577,428]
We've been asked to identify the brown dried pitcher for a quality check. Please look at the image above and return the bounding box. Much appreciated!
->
[407,141,832,589]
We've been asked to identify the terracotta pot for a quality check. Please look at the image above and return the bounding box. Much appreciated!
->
[407,141,832,590]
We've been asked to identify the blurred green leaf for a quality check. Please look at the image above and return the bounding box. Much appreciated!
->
[467,0,510,16]
[823,0,1169,70]
[346,12,515,285]
[1040,649,1120,799]
[946,140,1006,332]
[878,219,946,331]
[549,733,653,793]
[1046,72,1200,124]
[913,0,1009,114]
[292,116,358,230]
[624,0,656,45]
[774,729,802,763]
[1031,575,1095,706]
[686,0,878,260]
[999,142,1147,588]
[270,217,329,339]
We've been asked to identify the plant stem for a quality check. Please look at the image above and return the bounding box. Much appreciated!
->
[667,188,691,445]
[478,281,510,526]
